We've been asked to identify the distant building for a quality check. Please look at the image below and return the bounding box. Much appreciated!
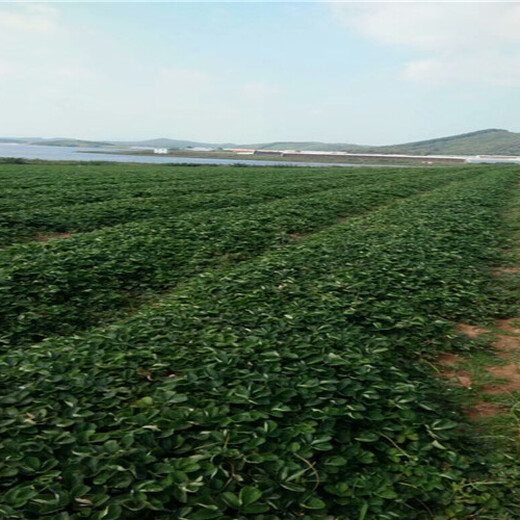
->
[153,148,168,154]
[224,148,256,154]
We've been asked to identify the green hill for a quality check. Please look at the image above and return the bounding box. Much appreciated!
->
[4,129,520,156]
[111,138,223,149]
[247,130,520,156]
[32,138,114,148]
[369,129,520,156]
[244,141,367,152]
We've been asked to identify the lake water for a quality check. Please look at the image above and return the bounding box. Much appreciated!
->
[2,143,518,167]
[0,144,404,168]
[467,158,520,164]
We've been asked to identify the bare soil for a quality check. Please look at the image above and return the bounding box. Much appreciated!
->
[457,323,490,338]
[493,266,520,275]
[440,319,520,418]
[467,402,506,419]
[36,232,73,241]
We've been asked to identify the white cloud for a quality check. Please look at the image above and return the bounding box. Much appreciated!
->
[0,4,62,73]
[333,3,520,86]
[0,5,98,87]
[0,3,284,142]
[0,4,59,35]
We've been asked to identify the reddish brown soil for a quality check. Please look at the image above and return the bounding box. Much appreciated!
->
[442,370,473,388]
[439,353,473,387]
[288,233,309,239]
[496,319,520,334]
[36,232,72,241]
[493,266,520,275]
[457,323,490,338]
[466,402,506,419]
[483,363,520,394]
[440,318,520,419]
[494,334,520,355]
[438,352,463,366]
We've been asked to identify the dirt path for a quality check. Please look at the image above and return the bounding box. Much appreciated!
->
[438,183,520,421]
[440,319,520,419]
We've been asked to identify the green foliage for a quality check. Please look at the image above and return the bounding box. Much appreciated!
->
[0,166,477,345]
[0,164,462,245]
[0,164,519,518]
[0,157,29,164]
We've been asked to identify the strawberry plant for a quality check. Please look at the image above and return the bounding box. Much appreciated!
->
[0,164,519,518]
[0,167,478,346]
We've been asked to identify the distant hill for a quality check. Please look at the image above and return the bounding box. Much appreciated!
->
[30,137,234,149]
[0,137,222,149]
[368,129,520,156]
[2,129,520,156]
[248,130,520,156]
[0,137,44,144]
[243,141,368,152]
[32,138,114,148]
[111,138,220,149]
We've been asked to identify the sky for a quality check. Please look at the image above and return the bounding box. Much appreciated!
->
[1,1,519,145]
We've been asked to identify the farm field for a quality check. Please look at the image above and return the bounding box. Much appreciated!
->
[2,162,520,519]
[92,149,461,166]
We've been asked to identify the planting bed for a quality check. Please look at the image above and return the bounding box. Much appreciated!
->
[1,162,520,519]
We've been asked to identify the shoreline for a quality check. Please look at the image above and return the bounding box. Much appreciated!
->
[81,149,461,166]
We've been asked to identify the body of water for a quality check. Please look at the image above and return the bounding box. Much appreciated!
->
[467,158,520,164]
[0,144,407,168]
[2,144,518,167]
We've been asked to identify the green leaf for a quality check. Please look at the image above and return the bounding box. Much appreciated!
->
[377,488,398,499]
[100,504,122,520]
[134,396,154,408]
[324,456,347,467]
[189,510,222,520]
[300,497,326,510]
[239,486,262,506]
[221,492,240,509]
[432,440,447,450]
[355,432,379,442]
[4,486,38,507]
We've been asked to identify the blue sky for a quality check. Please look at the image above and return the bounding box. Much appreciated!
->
[1,2,519,144]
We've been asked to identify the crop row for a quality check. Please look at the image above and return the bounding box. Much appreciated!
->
[0,168,518,519]
[0,169,439,244]
[0,166,469,244]
[0,164,399,208]
[0,169,478,346]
